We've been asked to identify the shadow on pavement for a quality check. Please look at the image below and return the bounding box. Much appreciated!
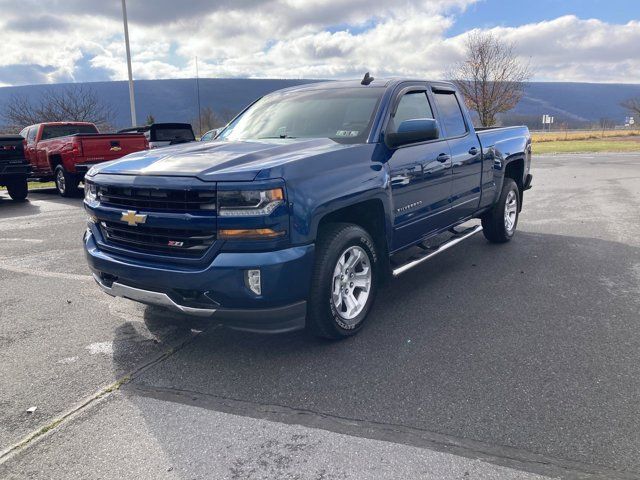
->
[0,188,85,217]
[0,196,42,217]
[110,231,640,476]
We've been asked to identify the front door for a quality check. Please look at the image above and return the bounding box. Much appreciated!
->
[386,88,453,251]
[23,126,40,173]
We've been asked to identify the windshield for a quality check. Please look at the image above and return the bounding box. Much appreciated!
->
[219,88,383,144]
[41,124,98,140]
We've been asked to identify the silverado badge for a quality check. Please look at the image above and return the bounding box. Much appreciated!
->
[120,210,147,226]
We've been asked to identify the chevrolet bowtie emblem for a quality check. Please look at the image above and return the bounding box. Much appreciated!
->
[120,210,147,226]
[110,146,122,152]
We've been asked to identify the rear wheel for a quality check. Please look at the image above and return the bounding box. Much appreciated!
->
[481,178,519,243]
[306,223,379,339]
[6,178,28,201]
[54,165,79,197]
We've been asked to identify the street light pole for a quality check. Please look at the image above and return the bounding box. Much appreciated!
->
[121,0,137,126]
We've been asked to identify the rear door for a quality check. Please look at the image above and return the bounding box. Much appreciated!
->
[386,85,453,251]
[431,86,482,219]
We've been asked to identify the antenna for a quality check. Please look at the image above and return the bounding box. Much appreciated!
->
[361,72,374,86]
[196,56,202,136]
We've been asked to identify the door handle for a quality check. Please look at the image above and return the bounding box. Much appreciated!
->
[437,153,450,163]
[468,147,478,155]
[391,174,410,186]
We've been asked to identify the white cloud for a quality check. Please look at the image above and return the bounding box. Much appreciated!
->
[0,2,638,85]
[482,16,640,82]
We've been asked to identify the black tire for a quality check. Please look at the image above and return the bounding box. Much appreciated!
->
[306,223,379,339]
[481,178,520,243]
[6,178,28,201]
[54,165,80,197]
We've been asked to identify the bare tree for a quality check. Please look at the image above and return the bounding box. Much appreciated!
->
[621,97,640,120]
[194,106,236,135]
[3,85,114,132]
[449,31,532,127]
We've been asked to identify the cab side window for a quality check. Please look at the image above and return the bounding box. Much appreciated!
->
[433,92,467,137]
[26,127,37,144]
[389,91,433,133]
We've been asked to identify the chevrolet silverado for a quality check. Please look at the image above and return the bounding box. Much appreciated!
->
[83,77,532,339]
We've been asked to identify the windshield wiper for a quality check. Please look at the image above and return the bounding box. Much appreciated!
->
[256,135,298,139]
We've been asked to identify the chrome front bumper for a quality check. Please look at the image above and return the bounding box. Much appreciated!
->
[92,273,307,333]
[93,274,216,317]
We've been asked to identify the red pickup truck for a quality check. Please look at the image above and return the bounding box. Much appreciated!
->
[20,122,148,197]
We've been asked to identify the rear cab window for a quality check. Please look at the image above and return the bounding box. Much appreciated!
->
[152,125,195,142]
[432,91,467,138]
[41,124,98,140]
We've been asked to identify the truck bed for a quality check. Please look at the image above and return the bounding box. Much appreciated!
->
[70,133,148,161]
[476,125,530,148]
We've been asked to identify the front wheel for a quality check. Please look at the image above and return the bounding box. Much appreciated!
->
[54,165,79,197]
[481,178,520,243]
[306,223,379,339]
[6,178,28,201]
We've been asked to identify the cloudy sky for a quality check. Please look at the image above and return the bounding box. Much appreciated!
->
[0,0,638,87]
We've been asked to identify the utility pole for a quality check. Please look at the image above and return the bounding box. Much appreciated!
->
[196,56,202,136]
[121,0,137,126]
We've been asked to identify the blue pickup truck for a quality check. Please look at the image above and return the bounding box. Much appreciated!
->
[83,77,532,339]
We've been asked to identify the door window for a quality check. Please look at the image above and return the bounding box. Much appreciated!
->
[433,92,467,137]
[26,127,37,143]
[390,91,434,133]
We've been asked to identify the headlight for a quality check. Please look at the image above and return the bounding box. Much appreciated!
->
[84,181,99,206]
[218,188,284,216]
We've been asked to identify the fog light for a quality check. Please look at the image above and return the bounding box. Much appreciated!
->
[246,269,261,295]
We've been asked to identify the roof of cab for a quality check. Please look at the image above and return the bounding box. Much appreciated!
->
[270,77,456,95]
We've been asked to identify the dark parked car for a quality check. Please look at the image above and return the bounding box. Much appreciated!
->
[0,135,30,201]
[200,128,220,142]
[84,77,532,339]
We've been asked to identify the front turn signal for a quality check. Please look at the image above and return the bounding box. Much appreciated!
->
[218,228,285,239]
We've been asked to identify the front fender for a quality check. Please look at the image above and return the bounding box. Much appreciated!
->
[276,145,391,245]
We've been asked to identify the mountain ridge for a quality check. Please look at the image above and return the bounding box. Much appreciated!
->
[1,78,638,130]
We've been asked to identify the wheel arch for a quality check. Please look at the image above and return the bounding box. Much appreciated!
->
[48,153,63,171]
[315,198,391,269]
[503,156,526,211]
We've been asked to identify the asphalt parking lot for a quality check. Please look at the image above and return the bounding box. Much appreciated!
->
[1,153,639,479]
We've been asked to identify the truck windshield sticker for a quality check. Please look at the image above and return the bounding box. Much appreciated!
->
[335,130,359,137]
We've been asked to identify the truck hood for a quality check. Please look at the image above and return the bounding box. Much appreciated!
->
[89,138,358,182]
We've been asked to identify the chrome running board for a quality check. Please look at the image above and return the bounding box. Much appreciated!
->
[391,225,483,277]
[93,274,216,317]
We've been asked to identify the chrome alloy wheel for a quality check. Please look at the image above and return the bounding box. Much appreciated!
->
[331,245,372,325]
[504,189,518,233]
[56,168,66,194]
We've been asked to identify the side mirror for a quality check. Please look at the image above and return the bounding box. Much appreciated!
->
[386,118,439,148]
